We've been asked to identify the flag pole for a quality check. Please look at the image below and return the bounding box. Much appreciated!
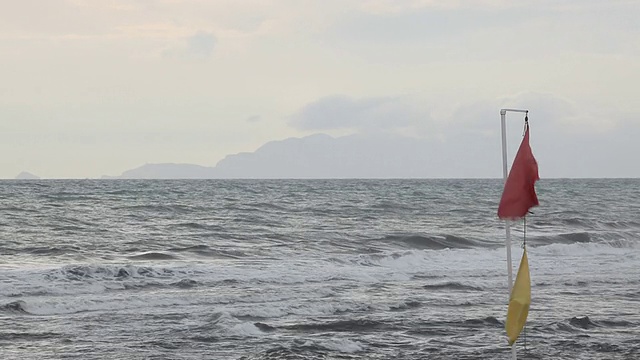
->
[500,108,528,360]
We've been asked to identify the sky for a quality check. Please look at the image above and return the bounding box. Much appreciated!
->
[1,0,639,178]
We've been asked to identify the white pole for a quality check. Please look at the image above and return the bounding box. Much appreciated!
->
[500,108,528,360]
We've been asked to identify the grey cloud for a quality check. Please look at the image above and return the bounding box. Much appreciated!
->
[187,31,216,58]
[330,5,533,44]
[289,95,429,131]
[447,92,585,137]
[448,100,503,134]
[277,91,636,178]
[327,1,639,61]
[502,93,577,124]
[445,92,640,178]
[163,31,216,59]
[245,115,261,123]
[0,0,117,38]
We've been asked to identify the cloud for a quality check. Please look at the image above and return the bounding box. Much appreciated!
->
[289,95,430,131]
[445,92,621,138]
[357,0,517,14]
[439,91,640,177]
[288,92,612,139]
[325,0,640,63]
[245,115,261,123]
[500,92,623,133]
[330,4,530,45]
[186,31,216,57]
[162,31,216,59]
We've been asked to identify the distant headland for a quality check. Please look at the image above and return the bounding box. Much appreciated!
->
[100,133,488,179]
[15,171,40,180]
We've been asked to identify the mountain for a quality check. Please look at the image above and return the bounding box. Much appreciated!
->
[214,133,438,178]
[15,171,40,180]
[103,132,500,179]
[101,163,218,179]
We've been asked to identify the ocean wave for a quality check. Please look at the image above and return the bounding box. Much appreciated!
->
[253,322,277,332]
[239,345,338,360]
[540,316,598,333]
[378,234,489,250]
[189,335,220,343]
[535,315,637,336]
[389,300,422,311]
[170,222,225,231]
[229,322,268,337]
[127,252,180,260]
[602,220,640,229]
[0,205,30,212]
[0,300,30,314]
[225,298,372,319]
[371,200,418,212]
[376,231,626,251]
[619,290,640,298]
[171,279,199,288]
[112,204,196,214]
[533,241,639,258]
[521,231,640,249]
[45,264,177,284]
[566,316,638,330]
[43,193,100,202]
[282,319,386,332]
[0,294,197,316]
[168,245,247,259]
[0,331,61,341]
[529,232,591,246]
[307,338,363,353]
[28,263,226,294]
[423,282,484,291]
[406,316,503,336]
[19,246,81,256]
[169,244,211,252]
[348,248,501,278]
[252,202,290,212]
[51,225,89,232]
[119,278,202,291]
[463,316,502,327]
[546,218,640,230]
[192,311,272,337]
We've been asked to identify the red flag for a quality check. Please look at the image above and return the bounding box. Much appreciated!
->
[498,124,539,219]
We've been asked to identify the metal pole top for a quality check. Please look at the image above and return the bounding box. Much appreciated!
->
[500,108,529,115]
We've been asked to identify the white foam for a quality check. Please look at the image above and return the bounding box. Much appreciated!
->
[290,301,361,316]
[229,322,265,337]
[532,241,637,257]
[2,239,638,325]
[14,292,206,316]
[312,338,363,353]
[233,306,288,318]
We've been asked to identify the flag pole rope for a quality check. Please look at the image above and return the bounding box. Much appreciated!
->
[522,113,529,354]
[523,216,527,353]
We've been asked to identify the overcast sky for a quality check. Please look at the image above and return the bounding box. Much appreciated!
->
[1,0,638,178]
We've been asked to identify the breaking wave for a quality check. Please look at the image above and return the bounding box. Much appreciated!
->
[0,300,30,314]
[423,282,484,291]
[529,232,592,246]
[127,252,180,260]
[378,234,491,250]
[268,319,389,333]
[47,264,177,281]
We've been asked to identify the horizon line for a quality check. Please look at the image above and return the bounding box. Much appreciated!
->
[3,177,640,181]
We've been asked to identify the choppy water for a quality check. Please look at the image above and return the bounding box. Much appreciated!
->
[1,179,639,359]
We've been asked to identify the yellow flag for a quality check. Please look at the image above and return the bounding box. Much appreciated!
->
[505,248,531,345]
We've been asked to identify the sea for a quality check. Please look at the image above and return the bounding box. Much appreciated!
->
[0,179,639,360]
